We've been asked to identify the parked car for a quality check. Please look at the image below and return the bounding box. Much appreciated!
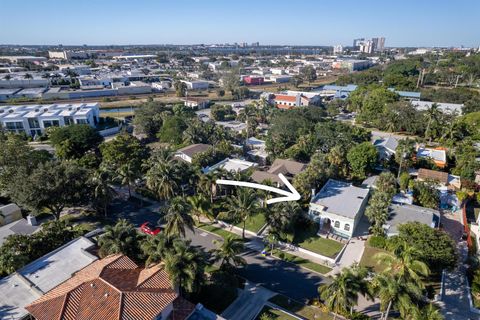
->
[140,222,161,235]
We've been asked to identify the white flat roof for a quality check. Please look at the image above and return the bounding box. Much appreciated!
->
[0,237,97,319]
[203,158,257,174]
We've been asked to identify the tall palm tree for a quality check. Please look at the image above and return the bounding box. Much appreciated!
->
[318,264,371,319]
[98,219,139,258]
[197,172,218,203]
[424,103,440,142]
[372,273,422,320]
[210,236,246,270]
[141,233,179,267]
[162,197,195,238]
[163,240,204,295]
[266,201,301,241]
[91,168,116,216]
[374,241,430,287]
[146,158,180,200]
[406,303,444,320]
[116,162,138,198]
[219,188,259,239]
[187,194,213,223]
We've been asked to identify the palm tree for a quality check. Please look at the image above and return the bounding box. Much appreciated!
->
[162,197,195,238]
[163,240,204,295]
[318,264,372,319]
[374,241,430,287]
[219,188,259,238]
[187,194,213,223]
[406,303,444,320]
[424,103,440,142]
[98,219,139,258]
[116,162,139,198]
[210,236,246,270]
[141,233,179,267]
[91,168,116,216]
[266,201,301,241]
[372,273,422,320]
[197,172,218,203]
[145,158,180,200]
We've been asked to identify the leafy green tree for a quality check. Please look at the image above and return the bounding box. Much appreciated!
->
[356,87,399,127]
[133,102,166,139]
[157,115,187,145]
[300,65,317,83]
[100,133,148,174]
[7,161,90,220]
[347,142,378,179]
[210,236,246,270]
[219,188,259,238]
[161,197,195,238]
[49,124,103,159]
[164,240,205,295]
[376,171,397,197]
[365,191,390,236]
[399,172,411,191]
[413,180,439,209]
[210,104,236,121]
[98,219,142,258]
[174,81,187,97]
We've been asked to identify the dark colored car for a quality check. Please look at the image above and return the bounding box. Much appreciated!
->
[140,222,161,236]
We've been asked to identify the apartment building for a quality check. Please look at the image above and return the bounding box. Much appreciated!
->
[0,103,99,136]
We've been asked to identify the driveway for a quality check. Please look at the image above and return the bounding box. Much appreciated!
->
[221,282,275,320]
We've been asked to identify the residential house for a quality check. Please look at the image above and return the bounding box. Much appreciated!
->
[184,97,210,109]
[25,254,195,320]
[175,144,211,164]
[384,203,440,237]
[251,158,306,186]
[308,179,370,239]
[373,136,399,161]
[246,137,268,164]
[0,237,98,319]
[202,158,257,174]
[416,147,447,168]
[417,168,461,190]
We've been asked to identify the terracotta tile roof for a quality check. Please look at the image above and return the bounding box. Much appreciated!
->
[273,94,297,102]
[25,255,180,320]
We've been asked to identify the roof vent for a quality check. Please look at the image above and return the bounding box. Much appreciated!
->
[104,293,109,298]
[90,283,95,288]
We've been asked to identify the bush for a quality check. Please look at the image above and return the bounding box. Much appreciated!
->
[368,235,387,249]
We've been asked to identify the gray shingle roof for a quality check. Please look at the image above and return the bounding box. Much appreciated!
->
[386,203,440,235]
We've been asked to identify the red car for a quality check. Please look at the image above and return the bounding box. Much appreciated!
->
[140,222,161,236]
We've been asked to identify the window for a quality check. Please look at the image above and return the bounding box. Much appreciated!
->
[64,116,74,125]
[28,118,40,129]
[344,224,350,231]
[43,120,60,128]
[76,118,88,125]
[334,221,340,228]
[5,121,24,130]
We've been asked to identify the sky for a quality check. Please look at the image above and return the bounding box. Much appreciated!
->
[1,0,479,47]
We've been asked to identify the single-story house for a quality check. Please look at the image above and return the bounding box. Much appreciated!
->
[411,100,464,115]
[417,168,461,190]
[175,144,211,163]
[202,158,257,174]
[184,97,210,109]
[384,203,440,236]
[309,179,370,239]
[416,147,447,168]
[373,136,398,161]
[246,137,268,164]
[251,158,306,186]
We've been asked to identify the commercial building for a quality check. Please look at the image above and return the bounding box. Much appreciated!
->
[332,59,372,71]
[0,56,47,63]
[411,101,464,115]
[48,50,89,60]
[243,75,265,85]
[372,37,386,51]
[333,45,343,54]
[0,103,100,136]
[309,179,370,239]
[181,80,210,90]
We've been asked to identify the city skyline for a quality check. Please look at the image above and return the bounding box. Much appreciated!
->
[1,0,479,47]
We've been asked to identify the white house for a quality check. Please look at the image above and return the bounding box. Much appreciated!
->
[309,179,370,239]
[181,80,210,90]
[0,103,100,137]
[202,158,257,174]
[373,136,398,161]
[175,144,211,163]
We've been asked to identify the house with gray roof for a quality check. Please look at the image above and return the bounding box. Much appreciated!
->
[175,144,211,163]
[385,203,440,236]
[373,136,398,161]
[308,179,370,239]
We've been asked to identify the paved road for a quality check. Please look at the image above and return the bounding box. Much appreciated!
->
[109,196,329,303]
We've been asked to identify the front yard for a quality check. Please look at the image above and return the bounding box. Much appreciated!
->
[293,226,344,258]
[235,213,266,234]
[272,249,332,275]
[359,244,389,273]
[268,294,333,320]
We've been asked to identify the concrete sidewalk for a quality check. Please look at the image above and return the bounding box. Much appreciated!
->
[221,282,275,320]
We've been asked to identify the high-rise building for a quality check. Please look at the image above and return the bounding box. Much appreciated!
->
[372,37,386,51]
[353,38,364,49]
[359,40,374,54]
[333,45,343,54]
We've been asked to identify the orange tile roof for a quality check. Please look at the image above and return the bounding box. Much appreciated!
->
[273,94,297,102]
[25,254,184,320]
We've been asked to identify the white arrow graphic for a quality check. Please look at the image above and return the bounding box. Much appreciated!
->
[216,173,301,204]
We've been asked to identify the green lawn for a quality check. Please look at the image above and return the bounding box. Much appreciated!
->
[255,306,297,320]
[197,223,244,240]
[293,227,344,258]
[359,245,389,273]
[272,250,332,275]
[269,294,333,320]
[235,213,267,234]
